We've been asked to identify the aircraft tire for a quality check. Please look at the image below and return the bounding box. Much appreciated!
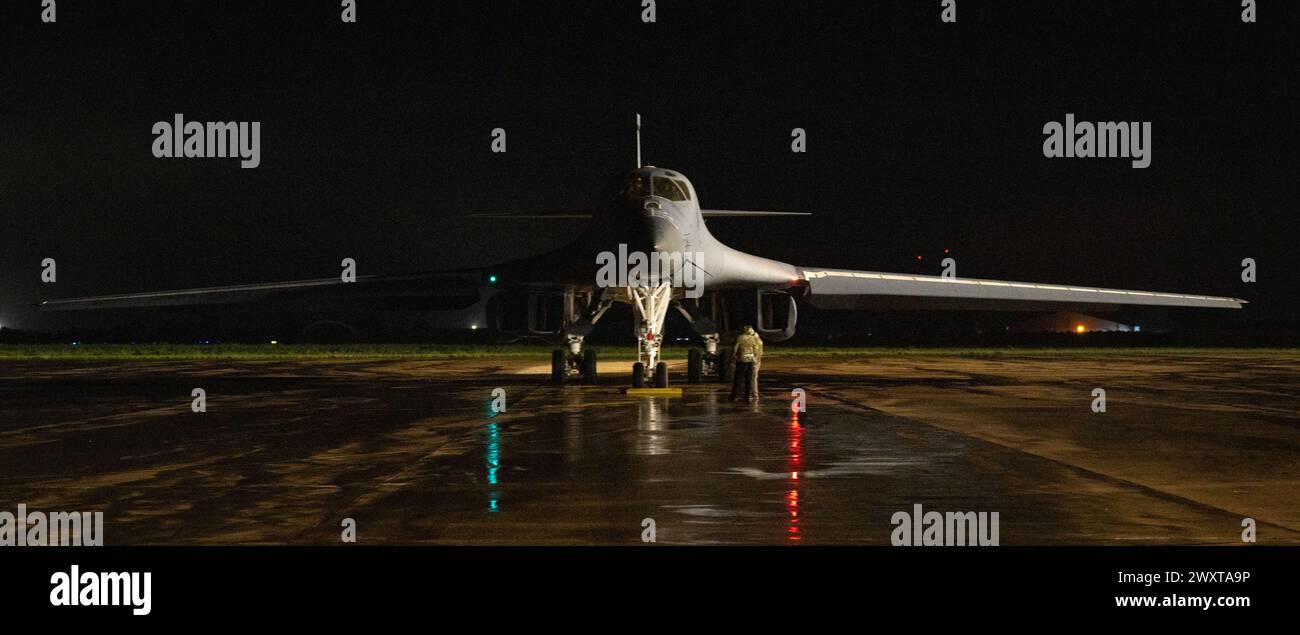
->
[687,348,703,383]
[654,362,669,388]
[551,349,565,383]
[718,355,733,384]
[632,362,646,388]
[582,349,598,384]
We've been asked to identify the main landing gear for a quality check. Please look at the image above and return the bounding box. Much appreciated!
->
[684,334,730,384]
[551,335,598,384]
[675,302,730,385]
[551,284,730,388]
[551,291,615,385]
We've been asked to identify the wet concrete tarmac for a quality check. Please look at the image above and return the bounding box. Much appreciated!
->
[2,352,1298,545]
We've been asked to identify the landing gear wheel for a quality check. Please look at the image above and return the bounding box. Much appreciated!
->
[581,349,598,384]
[631,362,646,388]
[551,349,565,383]
[654,362,669,388]
[718,355,733,384]
[687,348,703,383]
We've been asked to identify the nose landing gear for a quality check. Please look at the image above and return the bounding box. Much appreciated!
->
[628,282,674,387]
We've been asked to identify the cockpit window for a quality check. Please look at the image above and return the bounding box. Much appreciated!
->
[653,177,690,201]
[601,173,692,203]
[611,175,651,200]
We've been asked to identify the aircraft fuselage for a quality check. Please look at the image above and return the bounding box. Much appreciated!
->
[502,166,799,294]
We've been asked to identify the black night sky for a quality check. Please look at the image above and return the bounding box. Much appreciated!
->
[2,0,1296,331]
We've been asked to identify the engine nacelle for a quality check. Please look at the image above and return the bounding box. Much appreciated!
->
[487,289,555,335]
[755,290,797,342]
[682,289,798,342]
[486,288,591,336]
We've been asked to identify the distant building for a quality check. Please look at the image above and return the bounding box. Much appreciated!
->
[1009,311,1133,334]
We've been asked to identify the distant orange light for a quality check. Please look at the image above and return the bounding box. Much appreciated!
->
[1075,325,1086,333]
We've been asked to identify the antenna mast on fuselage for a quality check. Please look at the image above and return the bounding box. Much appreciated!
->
[635,113,642,168]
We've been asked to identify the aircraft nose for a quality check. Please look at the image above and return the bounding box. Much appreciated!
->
[644,211,686,254]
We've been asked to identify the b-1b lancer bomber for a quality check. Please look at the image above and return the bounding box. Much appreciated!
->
[42,116,1244,387]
